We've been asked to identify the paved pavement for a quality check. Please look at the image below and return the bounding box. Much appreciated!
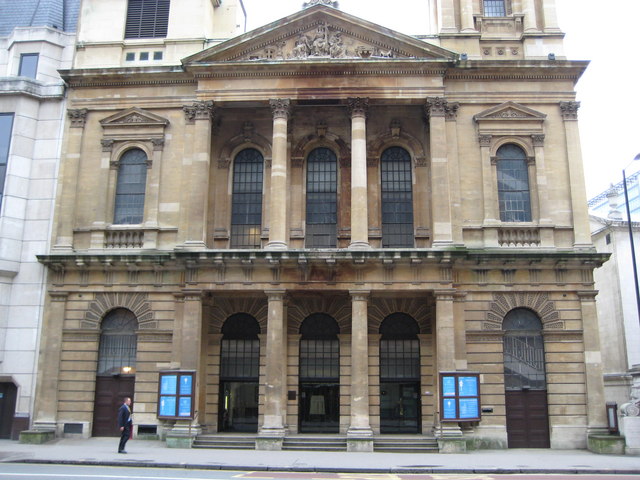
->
[1,437,640,474]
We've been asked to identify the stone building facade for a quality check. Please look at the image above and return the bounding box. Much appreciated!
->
[32,0,609,452]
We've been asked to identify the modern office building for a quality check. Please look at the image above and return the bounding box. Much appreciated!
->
[0,0,80,439]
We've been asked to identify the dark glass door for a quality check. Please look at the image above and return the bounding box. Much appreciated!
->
[299,382,339,433]
[380,382,420,433]
[0,382,17,439]
[219,381,258,432]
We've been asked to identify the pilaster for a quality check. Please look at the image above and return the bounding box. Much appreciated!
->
[426,97,453,246]
[53,109,87,251]
[560,102,592,248]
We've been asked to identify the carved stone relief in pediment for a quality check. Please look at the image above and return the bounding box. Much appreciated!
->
[238,22,402,61]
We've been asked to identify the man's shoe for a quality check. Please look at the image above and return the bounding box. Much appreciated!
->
[118,450,127,454]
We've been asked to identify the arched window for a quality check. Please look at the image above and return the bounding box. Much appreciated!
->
[496,144,532,222]
[484,0,507,16]
[97,308,138,375]
[381,147,414,247]
[230,149,264,248]
[114,149,148,224]
[503,308,545,390]
[306,148,337,248]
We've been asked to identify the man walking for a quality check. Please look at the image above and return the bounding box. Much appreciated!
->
[117,397,132,453]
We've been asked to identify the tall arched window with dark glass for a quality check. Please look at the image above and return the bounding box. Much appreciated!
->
[496,144,532,222]
[114,149,148,224]
[231,149,264,248]
[381,147,414,247]
[306,148,337,248]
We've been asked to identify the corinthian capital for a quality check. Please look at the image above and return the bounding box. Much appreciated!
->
[183,100,216,123]
[68,108,88,128]
[347,97,369,118]
[269,98,291,120]
[559,101,580,121]
[425,97,447,118]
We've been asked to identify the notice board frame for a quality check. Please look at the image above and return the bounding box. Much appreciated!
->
[439,371,481,422]
[157,370,195,420]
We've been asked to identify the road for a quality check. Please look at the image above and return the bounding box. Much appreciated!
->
[1,465,639,480]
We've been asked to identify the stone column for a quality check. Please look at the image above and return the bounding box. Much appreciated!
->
[348,98,370,250]
[460,0,476,31]
[560,102,592,248]
[258,290,287,448]
[522,0,539,32]
[453,291,468,370]
[266,99,291,250]
[32,292,68,431]
[426,98,453,246]
[53,109,87,251]
[347,290,373,451]
[166,290,204,447]
[578,291,608,437]
[181,101,215,249]
[434,289,465,452]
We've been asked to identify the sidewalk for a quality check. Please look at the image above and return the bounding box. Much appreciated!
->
[2,438,640,474]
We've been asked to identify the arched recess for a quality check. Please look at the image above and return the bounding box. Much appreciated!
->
[92,308,138,437]
[368,297,432,334]
[83,292,156,330]
[484,292,562,330]
[291,132,350,166]
[207,296,267,334]
[298,313,340,433]
[287,293,350,334]
[218,313,260,432]
[218,129,272,170]
[502,308,550,448]
[367,130,426,167]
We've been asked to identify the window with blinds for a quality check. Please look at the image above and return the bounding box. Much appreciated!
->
[125,0,170,39]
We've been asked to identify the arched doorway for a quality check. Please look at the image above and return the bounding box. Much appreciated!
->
[379,313,421,433]
[299,313,340,433]
[92,308,137,437]
[218,313,260,432]
[503,308,550,448]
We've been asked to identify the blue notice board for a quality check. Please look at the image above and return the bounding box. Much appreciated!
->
[440,372,481,422]
[158,371,195,419]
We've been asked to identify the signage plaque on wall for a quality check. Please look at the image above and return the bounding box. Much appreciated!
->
[439,372,481,422]
[157,371,195,419]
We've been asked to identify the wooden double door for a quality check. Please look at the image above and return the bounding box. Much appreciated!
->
[92,376,135,437]
[505,389,550,448]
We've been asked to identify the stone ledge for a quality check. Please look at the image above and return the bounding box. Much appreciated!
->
[19,430,55,444]
[587,434,625,455]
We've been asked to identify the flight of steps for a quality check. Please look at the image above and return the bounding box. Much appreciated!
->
[373,435,439,453]
[193,433,438,452]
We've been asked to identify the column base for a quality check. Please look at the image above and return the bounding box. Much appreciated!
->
[346,426,374,452]
[165,420,201,448]
[257,426,285,450]
[348,241,371,250]
[265,241,288,251]
[175,241,207,250]
[19,430,55,444]
[435,423,466,453]
[587,434,625,455]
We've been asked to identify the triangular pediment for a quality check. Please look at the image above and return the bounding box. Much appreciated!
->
[183,5,457,66]
[474,102,547,122]
[100,108,170,127]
